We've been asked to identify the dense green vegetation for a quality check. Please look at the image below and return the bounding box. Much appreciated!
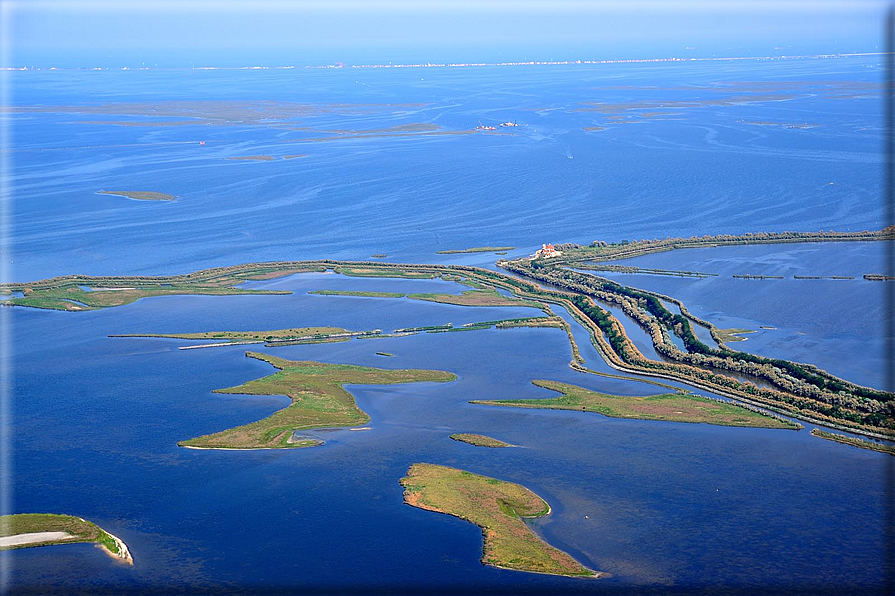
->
[180,352,455,449]
[450,433,513,447]
[472,380,799,429]
[0,514,132,563]
[400,464,598,577]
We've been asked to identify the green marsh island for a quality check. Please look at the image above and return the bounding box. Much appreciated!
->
[181,352,455,449]
[472,380,800,429]
[96,190,174,201]
[450,433,512,448]
[0,514,132,564]
[400,464,600,578]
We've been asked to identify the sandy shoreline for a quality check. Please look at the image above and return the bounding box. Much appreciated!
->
[0,531,74,548]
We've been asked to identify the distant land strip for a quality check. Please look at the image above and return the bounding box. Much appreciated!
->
[8,52,887,72]
[436,246,516,254]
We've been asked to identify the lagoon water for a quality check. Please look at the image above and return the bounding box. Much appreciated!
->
[5,55,893,594]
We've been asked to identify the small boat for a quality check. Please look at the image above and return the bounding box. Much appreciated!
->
[475,121,496,131]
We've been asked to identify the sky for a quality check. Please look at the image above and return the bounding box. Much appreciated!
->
[2,0,890,68]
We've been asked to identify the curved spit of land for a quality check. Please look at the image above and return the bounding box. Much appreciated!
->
[400,463,600,578]
[97,190,174,201]
[180,352,455,449]
[471,380,799,429]
[450,433,513,447]
[810,429,895,455]
[3,228,893,443]
[0,514,133,564]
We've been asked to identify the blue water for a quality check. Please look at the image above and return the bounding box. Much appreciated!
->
[5,55,893,594]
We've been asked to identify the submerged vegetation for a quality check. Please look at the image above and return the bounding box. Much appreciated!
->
[180,352,455,449]
[400,463,599,578]
[471,380,799,429]
[0,514,132,564]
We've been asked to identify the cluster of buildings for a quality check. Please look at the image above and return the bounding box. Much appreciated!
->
[533,243,562,259]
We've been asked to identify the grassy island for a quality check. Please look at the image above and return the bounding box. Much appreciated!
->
[97,190,174,201]
[180,352,455,449]
[0,514,132,564]
[450,433,512,448]
[436,246,516,254]
[811,429,895,455]
[472,380,800,429]
[400,464,599,578]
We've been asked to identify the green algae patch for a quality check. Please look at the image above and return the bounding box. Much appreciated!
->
[450,433,512,448]
[436,246,516,254]
[400,464,599,578]
[97,190,174,201]
[811,429,895,455]
[472,380,800,429]
[180,352,455,449]
[0,514,132,564]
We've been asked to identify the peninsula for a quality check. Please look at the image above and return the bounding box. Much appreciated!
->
[180,352,455,449]
[400,463,599,578]
[471,380,800,429]
[0,514,132,564]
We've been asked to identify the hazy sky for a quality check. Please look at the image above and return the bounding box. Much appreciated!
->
[3,0,888,68]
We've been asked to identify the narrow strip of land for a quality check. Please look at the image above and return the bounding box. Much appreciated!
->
[450,433,513,447]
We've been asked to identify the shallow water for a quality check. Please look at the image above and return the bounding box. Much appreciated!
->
[6,55,893,594]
